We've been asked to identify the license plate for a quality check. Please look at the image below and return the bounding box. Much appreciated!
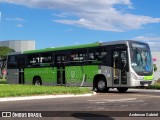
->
[144,83,149,87]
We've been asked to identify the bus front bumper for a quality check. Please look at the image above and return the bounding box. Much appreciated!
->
[130,79,153,87]
[140,81,152,86]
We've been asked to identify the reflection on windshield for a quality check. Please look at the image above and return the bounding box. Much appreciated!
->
[130,48,152,73]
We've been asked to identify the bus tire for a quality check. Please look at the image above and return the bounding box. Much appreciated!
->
[33,77,42,85]
[117,87,128,93]
[96,77,109,92]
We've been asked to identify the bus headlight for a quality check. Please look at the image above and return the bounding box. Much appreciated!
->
[131,72,138,80]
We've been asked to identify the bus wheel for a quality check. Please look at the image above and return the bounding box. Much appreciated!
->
[96,77,109,92]
[117,87,128,93]
[33,78,42,85]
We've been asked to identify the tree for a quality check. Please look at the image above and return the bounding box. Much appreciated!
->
[0,46,15,77]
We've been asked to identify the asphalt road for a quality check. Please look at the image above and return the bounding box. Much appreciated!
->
[0,89,160,120]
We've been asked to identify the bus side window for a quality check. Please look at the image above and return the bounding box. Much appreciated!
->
[39,53,53,67]
[88,47,107,65]
[70,49,87,65]
[7,55,18,69]
[27,54,40,68]
[64,54,71,65]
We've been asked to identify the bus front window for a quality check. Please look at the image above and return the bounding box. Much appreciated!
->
[130,44,153,75]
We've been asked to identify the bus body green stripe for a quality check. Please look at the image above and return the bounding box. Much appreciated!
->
[24,67,57,83]
[65,65,99,85]
[24,65,99,84]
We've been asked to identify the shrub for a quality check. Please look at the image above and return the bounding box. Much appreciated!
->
[153,64,157,71]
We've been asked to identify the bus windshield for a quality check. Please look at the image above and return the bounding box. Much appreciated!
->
[130,43,153,75]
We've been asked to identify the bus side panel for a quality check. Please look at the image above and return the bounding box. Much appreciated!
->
[82,65,99,86]
[24,67,57,85]
[6,69,19,84]
[100,66,113,87]
[65,65,98,86]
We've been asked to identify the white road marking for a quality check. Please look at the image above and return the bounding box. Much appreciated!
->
[128,89,160,93]
[96,102,106,104]
[88,98,137,102]
[134,94,160,98]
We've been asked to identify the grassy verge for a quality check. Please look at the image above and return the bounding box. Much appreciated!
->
[146,83,160,89]
[0,79,6,84]
[0,85,91,98]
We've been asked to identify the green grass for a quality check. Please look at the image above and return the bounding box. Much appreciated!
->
[146,83,160,89]
[0,85,91,98]
[0,79,6,84]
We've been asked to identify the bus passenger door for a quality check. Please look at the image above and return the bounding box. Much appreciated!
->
[18,55,26,84]
[112,50,128,86]
[56,55,66,85]
[6,55,19,84]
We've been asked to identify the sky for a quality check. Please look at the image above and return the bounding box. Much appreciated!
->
[0,0,160,51]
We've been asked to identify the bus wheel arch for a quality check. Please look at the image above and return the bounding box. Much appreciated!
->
[93,74,109,92]
[33,76,42,85]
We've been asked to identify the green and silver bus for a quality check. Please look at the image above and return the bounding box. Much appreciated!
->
[6,40,153,92]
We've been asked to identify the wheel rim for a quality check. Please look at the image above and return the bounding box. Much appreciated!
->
[35,80,41,85]
[98,80,106,90]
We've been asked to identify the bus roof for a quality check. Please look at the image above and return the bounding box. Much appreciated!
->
[101,40,148,46]
[23,40,148,54]
[23,42,100,54]
[102,40,129,46]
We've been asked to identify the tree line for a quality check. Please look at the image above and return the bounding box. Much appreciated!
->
[0,46,15,78]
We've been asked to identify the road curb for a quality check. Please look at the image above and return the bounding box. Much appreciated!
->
[0,93,95,102]
[129,89,160,92]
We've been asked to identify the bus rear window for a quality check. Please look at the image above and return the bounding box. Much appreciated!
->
[8,55,17,62]
[7,55,18,69]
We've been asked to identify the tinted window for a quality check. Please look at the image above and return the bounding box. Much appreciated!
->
[70,49,87,65]
[88,47,107,65]
[7,55,18,69]
[26,54,40,68]
[39,53,53,67]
